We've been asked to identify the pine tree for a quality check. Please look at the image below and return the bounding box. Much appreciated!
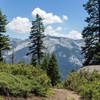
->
[41,53,50,71]
[27,14,45,65]
[82,0,100,65]
[11,49,15,64]
[30,54,37,66]
[47,53,61,86]
[0,10,10,62]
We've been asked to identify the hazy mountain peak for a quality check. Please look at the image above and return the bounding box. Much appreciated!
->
[5,36,84,79]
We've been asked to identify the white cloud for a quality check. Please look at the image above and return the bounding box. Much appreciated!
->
[55,27,62,31]
[66,30,82,40]
[45,26,65,37]
[7,17,32,33]
[45,26,58,36]
[6,8,81,40]
[45,26,82,40]
[32,8,62,25]
[62,15,68,20]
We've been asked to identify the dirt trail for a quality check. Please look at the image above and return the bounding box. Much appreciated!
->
[47,89,80,100]
[3,89,80,100]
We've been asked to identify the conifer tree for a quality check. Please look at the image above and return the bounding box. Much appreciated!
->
[47,53,61,86]
[30,54,37,66]
[41,53,50,72]
[27,14,45,65]
[0,10,10,62]
[82,0,100,65]
[11,49,15,64]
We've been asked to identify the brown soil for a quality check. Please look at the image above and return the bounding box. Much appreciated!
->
[47,89,80,100]
[3,89,80,100]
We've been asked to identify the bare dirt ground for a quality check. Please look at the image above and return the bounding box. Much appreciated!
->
[46,89,80,100]
[3,89,80,100]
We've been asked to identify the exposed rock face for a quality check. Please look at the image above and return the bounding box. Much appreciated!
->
[80,65,100,73]
[4,36,84,79]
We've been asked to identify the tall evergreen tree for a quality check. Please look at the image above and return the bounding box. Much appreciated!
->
[30,54,37,66]
[41,53,50,72]
[27,14,45,65]
[0,10,10,62]
[82,0,100,65]
[47,53,61,86]
[11,49,15,64]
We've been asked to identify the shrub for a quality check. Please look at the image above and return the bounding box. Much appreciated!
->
[64,70,89,91]
[54,82,64,89]
[79,81,100,100]
[64,69,100,100]
[0,63,51,97]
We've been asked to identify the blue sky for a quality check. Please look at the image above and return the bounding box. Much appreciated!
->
[0,0,87,39]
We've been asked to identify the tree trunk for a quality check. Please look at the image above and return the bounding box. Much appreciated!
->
[0,50,3,62]
[11,49,15,64]
[99,0,100,42]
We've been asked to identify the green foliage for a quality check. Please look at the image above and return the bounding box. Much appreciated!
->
[46,89,55,96]
[30,54,37,66]
[0,72,32,96]
[54,82,64,89]
[64,70,89,91]
[0,10,10,62]
[64,69,100,100]
[0,96,3,100]
[41,53,61,87]
[0,62,51,97]
[47,53,61,86]
[27,14,45,65]
[0,10,7,33]
[41,54,49,72]
[82,0,100,65]
[79,81,100,100]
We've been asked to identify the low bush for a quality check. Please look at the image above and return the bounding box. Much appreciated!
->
[79,81,100,100]
[0,62,51,97]
[54,82,64,89]
[64,69,100,100]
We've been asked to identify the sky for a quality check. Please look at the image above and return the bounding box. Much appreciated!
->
[0,0,87,40]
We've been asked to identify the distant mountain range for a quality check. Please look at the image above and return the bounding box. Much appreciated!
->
[4,36,84,79]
